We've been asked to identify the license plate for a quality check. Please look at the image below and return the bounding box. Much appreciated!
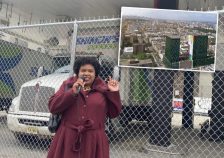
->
[27,127,39,134]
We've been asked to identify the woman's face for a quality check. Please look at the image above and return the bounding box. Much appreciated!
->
[78,64,96,86]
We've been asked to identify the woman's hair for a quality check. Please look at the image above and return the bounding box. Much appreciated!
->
[73,57,101,76]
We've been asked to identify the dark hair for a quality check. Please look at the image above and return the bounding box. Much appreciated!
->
[73,57,101,76]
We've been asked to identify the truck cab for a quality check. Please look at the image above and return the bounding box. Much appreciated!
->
[7,55,118,142]
[7,65,71,140]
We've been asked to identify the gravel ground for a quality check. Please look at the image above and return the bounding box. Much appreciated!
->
[1,111,224,158]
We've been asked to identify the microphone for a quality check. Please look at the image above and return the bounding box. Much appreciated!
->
[77,76,85,93]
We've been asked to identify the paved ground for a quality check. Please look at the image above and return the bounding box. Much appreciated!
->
[0,111,224,158]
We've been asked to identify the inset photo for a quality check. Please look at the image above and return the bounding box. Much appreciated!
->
[118,7,218,72]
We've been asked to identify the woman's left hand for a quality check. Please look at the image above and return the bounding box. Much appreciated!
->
[107,76,119,92]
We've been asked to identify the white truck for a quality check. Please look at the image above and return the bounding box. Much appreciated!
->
[0,39,53,111]
[7,65,71,141]
[7,56,118,142]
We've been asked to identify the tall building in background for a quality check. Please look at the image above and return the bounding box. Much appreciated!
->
[187,35,194,60]
[193,35,208,59]
[164,36,180,69]
[192,35,214,67]
[164,35,214,69]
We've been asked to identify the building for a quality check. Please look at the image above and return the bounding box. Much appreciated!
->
[164,35,214,69]
[133,43,146,54]
[164,35,180,69]
[192,35,214,67]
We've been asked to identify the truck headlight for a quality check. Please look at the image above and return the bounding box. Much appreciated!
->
[8,97,19,113]
[8,102,16,113]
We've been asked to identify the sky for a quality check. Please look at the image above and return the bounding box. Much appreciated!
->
[121,7,218,24]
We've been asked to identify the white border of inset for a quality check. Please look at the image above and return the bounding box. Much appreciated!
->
[118,7,219,72]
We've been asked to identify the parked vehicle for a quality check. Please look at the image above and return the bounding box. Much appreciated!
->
[0,39,53,111]
[7,55,117,142]
[7,65,70,140]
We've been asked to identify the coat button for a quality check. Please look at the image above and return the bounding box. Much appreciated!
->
[86,95,88,98]
[81,116,85,119]
[83,105,87,107]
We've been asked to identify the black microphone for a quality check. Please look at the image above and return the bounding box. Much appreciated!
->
[77,76,85,93]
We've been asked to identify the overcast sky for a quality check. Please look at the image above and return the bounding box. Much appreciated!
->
[121,7,218,24]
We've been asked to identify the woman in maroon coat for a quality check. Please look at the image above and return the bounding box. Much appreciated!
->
[47,57,122,158]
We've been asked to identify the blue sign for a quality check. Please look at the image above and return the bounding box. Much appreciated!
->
[76,34,119,45]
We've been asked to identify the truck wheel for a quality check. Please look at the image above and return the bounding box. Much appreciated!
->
[119,116,131,127]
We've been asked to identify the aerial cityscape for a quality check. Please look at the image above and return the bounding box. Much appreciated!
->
[119,7,218,72]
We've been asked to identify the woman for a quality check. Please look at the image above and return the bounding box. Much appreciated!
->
[47,57,122,158]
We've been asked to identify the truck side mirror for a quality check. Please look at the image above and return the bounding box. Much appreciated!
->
[37,66,44,78]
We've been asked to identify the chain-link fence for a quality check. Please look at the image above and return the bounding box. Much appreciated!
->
[0,14,224,158]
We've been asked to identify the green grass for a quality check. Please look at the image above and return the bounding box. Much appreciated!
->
[131,52,152,60]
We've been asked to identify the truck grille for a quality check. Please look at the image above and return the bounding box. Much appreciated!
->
[18,119,49,126]
[19,86,55,113]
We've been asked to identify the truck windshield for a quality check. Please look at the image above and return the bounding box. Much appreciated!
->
[52,56,70,72]
[54,65,71,73]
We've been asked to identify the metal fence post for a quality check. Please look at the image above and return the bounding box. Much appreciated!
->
[69,21,78,76]
[209,71,224,141]
[149,70,174,147]
[182,71,194,129]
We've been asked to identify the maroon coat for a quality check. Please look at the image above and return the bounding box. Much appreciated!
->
[47,76,122,158]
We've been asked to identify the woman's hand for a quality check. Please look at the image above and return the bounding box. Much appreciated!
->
[72,78,85,94]
[107,76,119,92]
